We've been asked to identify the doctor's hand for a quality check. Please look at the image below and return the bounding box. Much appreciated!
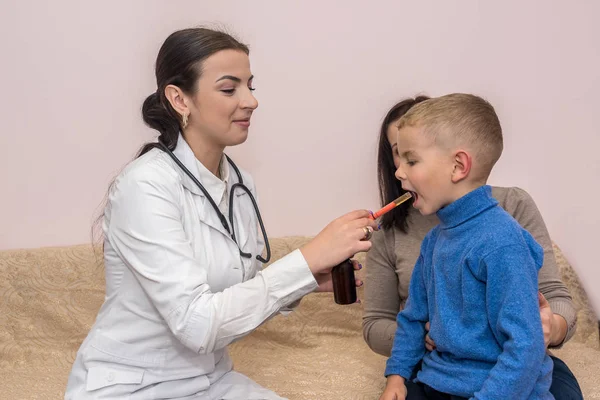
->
[313,259,363,294]
[300,210,378,276]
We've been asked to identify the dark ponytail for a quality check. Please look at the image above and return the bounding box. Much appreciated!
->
[138,92,180,155]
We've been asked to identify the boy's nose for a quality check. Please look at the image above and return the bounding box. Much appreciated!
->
[395,166,407,181]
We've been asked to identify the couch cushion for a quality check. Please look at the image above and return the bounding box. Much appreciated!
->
[0,244,105,398]
[1,238,598,399]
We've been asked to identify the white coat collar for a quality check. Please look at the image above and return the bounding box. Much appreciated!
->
[171,134,243,199]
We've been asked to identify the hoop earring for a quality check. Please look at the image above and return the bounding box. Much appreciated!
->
[182,112,189,129]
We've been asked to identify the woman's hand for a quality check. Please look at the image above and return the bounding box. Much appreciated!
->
[539,292,554,347]
[313,259,363,297]
[300,210,378,275]
[538,292,567,347]
[424,322,436,352]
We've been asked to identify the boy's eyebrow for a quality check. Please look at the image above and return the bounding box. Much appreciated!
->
[400,150,416,158]
[216,74,254,83]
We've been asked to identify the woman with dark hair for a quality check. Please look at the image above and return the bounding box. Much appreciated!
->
[65,28,377,399]
[363,96,583,399]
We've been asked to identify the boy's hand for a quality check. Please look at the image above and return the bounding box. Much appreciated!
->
[379,375,407,400]
[379,385,407,400]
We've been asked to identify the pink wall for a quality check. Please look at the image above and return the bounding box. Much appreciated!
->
[1,1,598,312]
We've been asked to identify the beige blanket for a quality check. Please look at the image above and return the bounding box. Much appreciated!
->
[1,238,598,399]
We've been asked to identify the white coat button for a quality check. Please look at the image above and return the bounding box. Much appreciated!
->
[107,372,115,382]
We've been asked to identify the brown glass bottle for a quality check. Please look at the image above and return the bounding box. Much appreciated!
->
[331,259,356,305]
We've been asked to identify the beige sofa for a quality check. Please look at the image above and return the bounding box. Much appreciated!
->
[1,237,599,399]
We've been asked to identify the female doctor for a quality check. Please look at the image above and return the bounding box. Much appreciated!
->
[65,28,377,400]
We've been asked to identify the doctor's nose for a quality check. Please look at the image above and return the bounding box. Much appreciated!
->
[241,90,259,110]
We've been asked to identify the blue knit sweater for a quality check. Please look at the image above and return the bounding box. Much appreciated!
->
[385,185,554,399]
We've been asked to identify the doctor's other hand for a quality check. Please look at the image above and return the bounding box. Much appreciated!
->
[300,210,378,276]
[313,259,363,294]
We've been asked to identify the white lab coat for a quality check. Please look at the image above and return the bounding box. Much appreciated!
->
[65,135,318,399]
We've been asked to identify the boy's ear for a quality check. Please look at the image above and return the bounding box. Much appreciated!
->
[451,150,472,183]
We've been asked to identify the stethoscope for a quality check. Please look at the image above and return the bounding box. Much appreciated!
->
[158,141,271,264]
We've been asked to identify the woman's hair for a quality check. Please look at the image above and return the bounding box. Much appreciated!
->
[92,27,249,252]
[138,27,249,156]
[377,95,430,232]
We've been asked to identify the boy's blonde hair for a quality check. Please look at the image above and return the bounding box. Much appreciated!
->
[397,93,503,181]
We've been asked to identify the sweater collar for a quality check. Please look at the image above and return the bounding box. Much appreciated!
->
[436,185,497,229]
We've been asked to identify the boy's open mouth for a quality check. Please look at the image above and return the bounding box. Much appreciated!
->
[409,191,419,205]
